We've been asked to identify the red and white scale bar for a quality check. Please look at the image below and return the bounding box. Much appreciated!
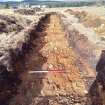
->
[28,70,69,74]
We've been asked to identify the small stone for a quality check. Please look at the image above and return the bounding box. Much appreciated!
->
[75,103,81,105]
[84,90,88,94]
[49,64,54,69]
[54,47,57,50]
[70,95,74,98]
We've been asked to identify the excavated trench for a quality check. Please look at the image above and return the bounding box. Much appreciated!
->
[0,12,105,105]
[63,10,105,105]
[0,13,85,105]
[0,13,50,105]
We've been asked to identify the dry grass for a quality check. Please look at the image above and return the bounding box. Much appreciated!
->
[65,7,105,36]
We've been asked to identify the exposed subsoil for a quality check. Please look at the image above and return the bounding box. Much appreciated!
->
[0,13,50,105]
[0,12,104,105]
[64,9,105,105]
[9,13,86,105]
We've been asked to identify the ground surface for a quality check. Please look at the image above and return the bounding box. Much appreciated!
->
[9,14,86,105]
[0,7,105,105]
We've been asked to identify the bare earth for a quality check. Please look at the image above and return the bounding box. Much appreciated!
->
[0,7,105,105]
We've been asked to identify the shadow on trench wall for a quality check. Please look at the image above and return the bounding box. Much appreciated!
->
[0,65,21,105]
[87,50,105,105]
[0,14,51,105]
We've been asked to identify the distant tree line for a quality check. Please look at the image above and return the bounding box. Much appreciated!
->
[47,1,96,8]
[5,3,10,9]
[1,1,105,9]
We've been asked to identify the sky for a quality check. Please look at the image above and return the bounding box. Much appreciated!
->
[0,0,22,1]
[0,0,102,2]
